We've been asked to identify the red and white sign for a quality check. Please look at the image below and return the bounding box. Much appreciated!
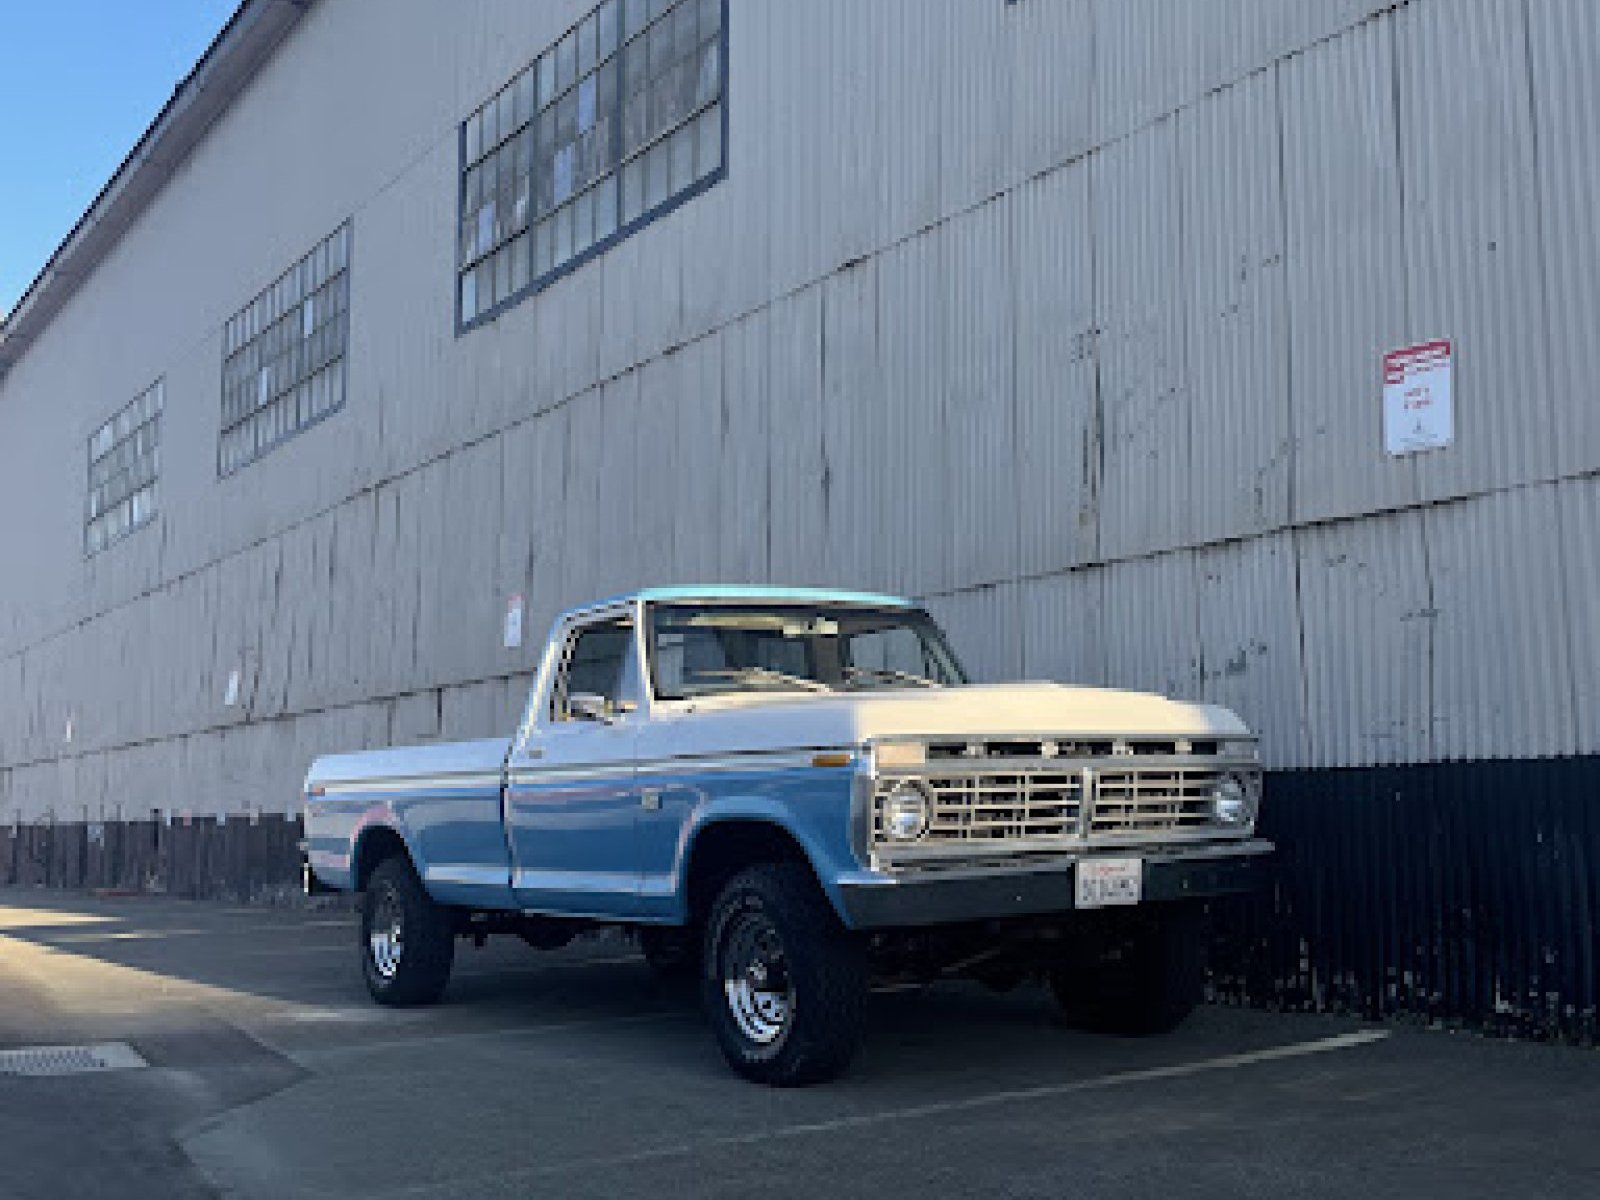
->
[1383,339,1453,456]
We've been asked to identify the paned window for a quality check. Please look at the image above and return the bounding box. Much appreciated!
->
[86,379,162,556]
[220,223,351,475]
[458,0,726,328]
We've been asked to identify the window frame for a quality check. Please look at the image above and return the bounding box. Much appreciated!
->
[455,0,729,335]
[218,222,353,477]
[551,613,645,722]
[84,378,164,558]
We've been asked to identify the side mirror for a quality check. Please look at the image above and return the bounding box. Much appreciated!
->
[568,692,613,723]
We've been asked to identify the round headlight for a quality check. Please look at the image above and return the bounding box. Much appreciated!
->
[882,783,931,842]
[1212,773,1250,825]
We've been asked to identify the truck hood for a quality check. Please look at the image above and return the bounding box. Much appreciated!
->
[643,681,1249,757]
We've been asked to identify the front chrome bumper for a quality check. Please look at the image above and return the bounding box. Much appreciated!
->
[835,838,1273,929]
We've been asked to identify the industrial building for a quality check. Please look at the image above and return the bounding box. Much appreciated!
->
[1,0,1596,1038]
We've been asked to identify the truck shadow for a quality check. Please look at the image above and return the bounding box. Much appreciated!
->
[0,888,1328,1090]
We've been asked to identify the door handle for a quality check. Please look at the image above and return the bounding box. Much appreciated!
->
[640,788,662,811]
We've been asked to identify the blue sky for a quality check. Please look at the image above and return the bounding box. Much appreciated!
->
[0,0,240,316]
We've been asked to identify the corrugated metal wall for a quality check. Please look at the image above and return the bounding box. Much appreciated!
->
[0,0,1596,988]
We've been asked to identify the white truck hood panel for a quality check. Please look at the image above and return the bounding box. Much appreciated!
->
[304,684,1249,784]
[644,682,1249,757]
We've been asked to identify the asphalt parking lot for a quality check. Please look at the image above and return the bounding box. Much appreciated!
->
[1,887,1597,1199]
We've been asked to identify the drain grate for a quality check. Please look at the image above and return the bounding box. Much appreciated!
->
[0,1042,149,1077]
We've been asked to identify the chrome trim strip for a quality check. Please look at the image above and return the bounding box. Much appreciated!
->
[316,771,504,796]
[508,747,856,787]
[424,864,512,888]
[320,747,860,795]
[511,868,638,895]
[873,754,1261,777]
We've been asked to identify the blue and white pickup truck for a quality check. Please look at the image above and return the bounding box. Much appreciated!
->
[303,586,1270,1085]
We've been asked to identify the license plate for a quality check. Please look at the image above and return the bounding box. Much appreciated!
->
[1076,857,1143,909]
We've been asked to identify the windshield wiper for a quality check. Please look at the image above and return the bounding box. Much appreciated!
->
[843,666,940,689]
[696,667,833,693]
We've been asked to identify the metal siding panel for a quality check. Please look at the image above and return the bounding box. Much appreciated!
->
[877,232,948,595]
[1282,13,1416,524]
[666,336,727,585]
[1018,568,1107,688]
[560,387,607,609]
[1196,533,1308,770]
[1092,0,1204,145]
[944,199,1018,591]
[1092,118,1191,560]
[1013,161,1099,575]
[1296,510,1432,768]
[923,582,1022,684]
[873,0,944,248]
[1100,550,1201,702]
[498,403,572,672]
[1007,0,1094,185]
[820,261,892,592]
[1425,485,1575,761]
[1093,0,1394,146]
[939,0,1011,218]
[1559,476,1600,754]
[767,289,829,586]
[1529,0,1600,479]
[597,372,642,599]
[634,354,683,588]
[1398,0,1555,502]
[1180,68,1291,545]
[719,314,771,584]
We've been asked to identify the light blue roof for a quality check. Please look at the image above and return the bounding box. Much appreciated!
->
[568,585,919,616]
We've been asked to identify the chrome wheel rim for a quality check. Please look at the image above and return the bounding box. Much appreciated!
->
[720,908,791,1046]
[369,886,404,980]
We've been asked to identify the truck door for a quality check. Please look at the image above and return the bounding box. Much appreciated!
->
[505,610,642,918]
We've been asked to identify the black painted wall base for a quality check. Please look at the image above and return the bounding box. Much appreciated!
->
[1,756,1595,1041]
[0,814,306,906]
[1211,757,1600,1044]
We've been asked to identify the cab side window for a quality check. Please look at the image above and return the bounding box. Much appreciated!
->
[555,620,635,720]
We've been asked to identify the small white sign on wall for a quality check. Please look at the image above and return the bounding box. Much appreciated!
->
[1383,339,1454,456]
[223,668,241,708]
[504,594,525,650]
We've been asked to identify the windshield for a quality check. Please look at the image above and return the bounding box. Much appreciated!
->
[647,603,969,700]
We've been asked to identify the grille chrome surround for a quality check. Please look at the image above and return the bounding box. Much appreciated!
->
[870,748,1259,866]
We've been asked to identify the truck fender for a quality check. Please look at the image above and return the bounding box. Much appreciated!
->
[349,809,426,893]
[678,801,855,927]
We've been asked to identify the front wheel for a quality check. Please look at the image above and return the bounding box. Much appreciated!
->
[702,864,867,1086]
[361,855,455,1006]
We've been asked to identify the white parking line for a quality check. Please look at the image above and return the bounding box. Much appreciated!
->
[384,1028,1393,1195]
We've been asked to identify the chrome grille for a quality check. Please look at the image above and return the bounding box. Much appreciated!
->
[1090,767,1223,836]
[876,772,1084,843]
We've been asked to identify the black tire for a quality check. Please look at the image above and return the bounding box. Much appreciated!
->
[1049,902,1207,1036]
[701,863,867,1086]
[639,926,699,982]
[361,854,455,1007]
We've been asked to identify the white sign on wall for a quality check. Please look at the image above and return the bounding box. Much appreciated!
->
[1383,339,1454,456]
[504,594,525,649]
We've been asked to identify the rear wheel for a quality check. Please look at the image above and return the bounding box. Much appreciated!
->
[1049,902,1206,1036]
[702,863,867,1086]
[361,855,455,1006]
